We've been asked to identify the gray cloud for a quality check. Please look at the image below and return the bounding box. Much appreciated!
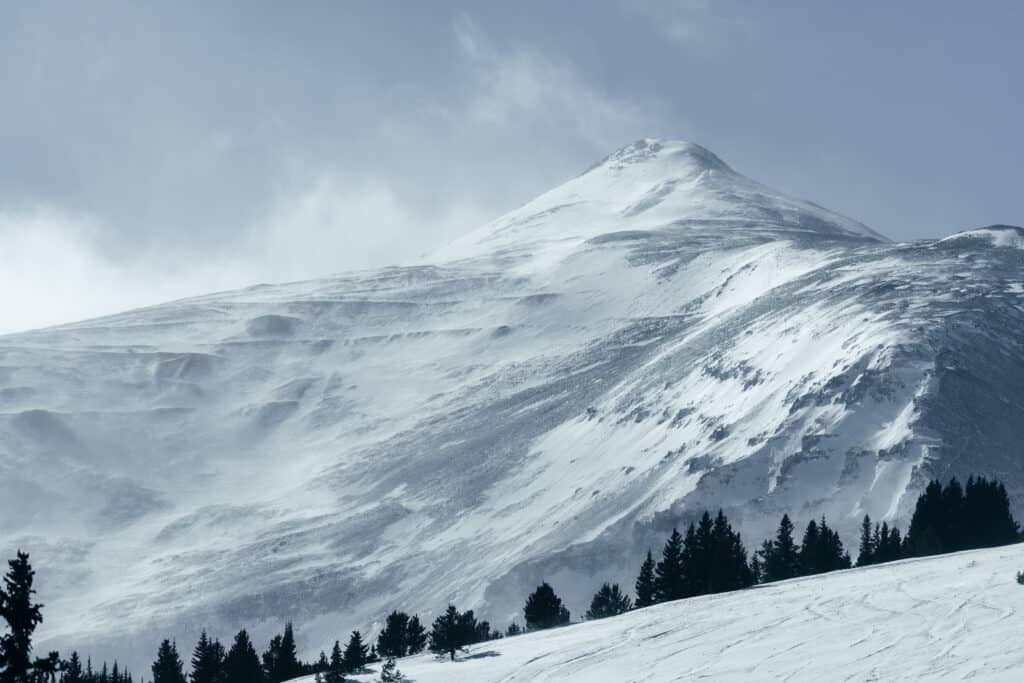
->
[2,1,1022,334]
[0,4,665,333]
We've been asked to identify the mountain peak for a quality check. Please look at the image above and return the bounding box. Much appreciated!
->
[590,138,733,176]
[434,138,884,262]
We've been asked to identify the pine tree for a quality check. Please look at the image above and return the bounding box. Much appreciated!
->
[523,582,570,630]
[342,631,368,672]
[189,630,224,683]
[585,583,632,619]
[223,630,264,683]
[63,652,85,683]
[749,551,762,584]
[376,611,410,658]
[406,615,427,655]
[707,509,752,593]
[906,479,945,556]
[964,476,1019,548]
[325,641,344,683]
[262,623,302,682]
[856,515,874,566]
[505,622,523,637]
[378,657,405,683]
[654,528,686,601]
[151,640,187,683]
[762,514,800,582]
[429,605,466,661]
[634,550,657,608]
[798,519,821,575]
[0,551,45,683]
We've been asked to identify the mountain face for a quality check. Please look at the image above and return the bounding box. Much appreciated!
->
[2,139,1023,665]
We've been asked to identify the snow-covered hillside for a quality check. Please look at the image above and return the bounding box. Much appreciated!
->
[294,544,1024,683]
[1,139,1023,667]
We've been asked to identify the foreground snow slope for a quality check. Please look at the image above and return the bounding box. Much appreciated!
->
[298,544,1024,683]
[2,140,1023,667]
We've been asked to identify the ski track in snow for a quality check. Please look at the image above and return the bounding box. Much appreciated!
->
[291,545,1024,683]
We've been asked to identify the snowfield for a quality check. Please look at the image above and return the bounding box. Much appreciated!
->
[296,544,1024,683]
[1,139,1022,669]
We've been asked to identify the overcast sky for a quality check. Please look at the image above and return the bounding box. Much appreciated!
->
[2,1,1021,334]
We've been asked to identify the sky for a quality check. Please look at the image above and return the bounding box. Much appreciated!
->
[1,1,1021,334]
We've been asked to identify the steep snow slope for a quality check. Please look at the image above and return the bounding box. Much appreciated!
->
[1,140,1022,667]
[294,544,1024,683]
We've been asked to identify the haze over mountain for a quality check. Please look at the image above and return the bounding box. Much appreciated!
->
[2,139,1022,667]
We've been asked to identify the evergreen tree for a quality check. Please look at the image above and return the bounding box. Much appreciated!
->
[325,641,344,683]
[376,611,410,658]
[749,551,762,584]
[856,515,874,566]
[262,623,302,682]
[654,528,686,601]
[941,477,967,550]
[462,612,498,644]
[378,657,405,683]
[798,517,851,575]
[709,510,753,593]
[405,615,427,655]
[505,622,522,637]
[223,630,264,683]
[677,510,752,595]
[762,514,800,582]
[63,652,85,683]
[189,630,224,683]
[585,583,632,619]
[906,480,945,556]
[429,605,467,661]
[0,551,45,683]
[634,550,657,608]
[342,631,368,672]
[523,582,570,630]
[906,476,1020,557]
[150,640,187,683]
[33,651,60,682]
[798,519,821,574]
[964,476,1020,547]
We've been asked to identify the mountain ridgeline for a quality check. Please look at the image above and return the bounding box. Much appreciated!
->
[1,139,1022,668]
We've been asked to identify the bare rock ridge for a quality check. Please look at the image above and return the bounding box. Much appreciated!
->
[0,140,1021,670]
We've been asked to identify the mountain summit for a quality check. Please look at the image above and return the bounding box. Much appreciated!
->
[1,140,1021,669]
[435,138,884,262]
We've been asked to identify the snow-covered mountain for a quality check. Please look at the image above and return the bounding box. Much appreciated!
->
[292,543,1024,682]
[2,139,1023,666]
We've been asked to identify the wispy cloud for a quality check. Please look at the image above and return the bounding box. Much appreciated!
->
[0,8,666,334]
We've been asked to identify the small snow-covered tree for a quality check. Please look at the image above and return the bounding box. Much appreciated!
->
[379,657,406,682]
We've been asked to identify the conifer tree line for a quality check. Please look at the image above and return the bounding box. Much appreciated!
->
[3,476,1020,681]
[628,476,1021,610]
[857,476,1019,565]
